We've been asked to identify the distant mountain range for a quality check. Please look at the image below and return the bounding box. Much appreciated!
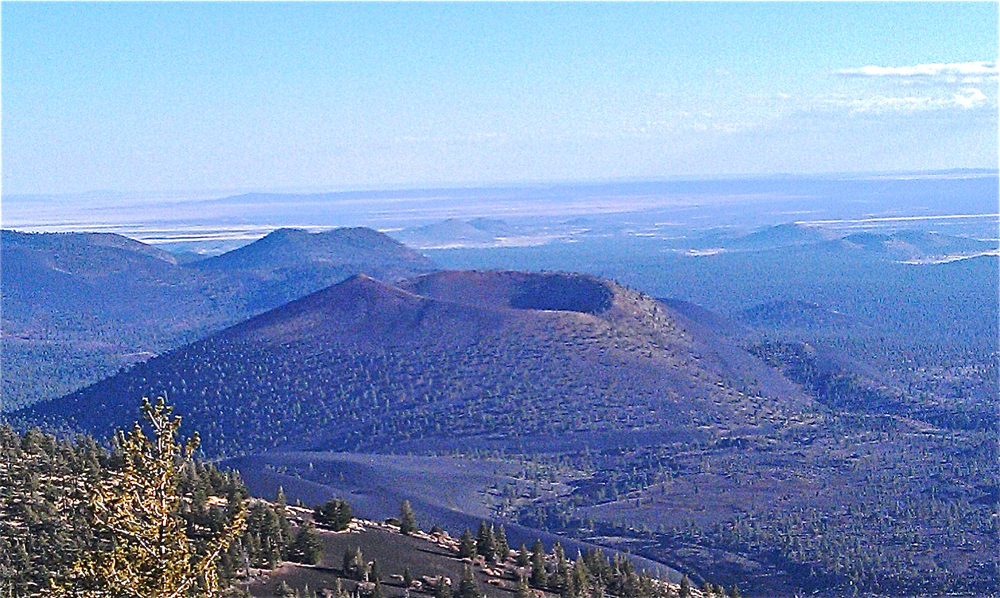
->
[1,227,436,410]
[708,224,996,261]
[18,270,808,457]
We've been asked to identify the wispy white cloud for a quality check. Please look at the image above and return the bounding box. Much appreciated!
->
[816,61,997,115]
[835,61,998,85]
[619,112,756,137]
[814,88,990,114]
[953,87,988,109]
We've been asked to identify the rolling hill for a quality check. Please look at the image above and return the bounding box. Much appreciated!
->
[393,218,504,249]
[838,230,996,262]
[1,227,437,410]
[192,227,436,311]
[739,300,854,331]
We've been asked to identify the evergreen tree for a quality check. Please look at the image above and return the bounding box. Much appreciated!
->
[516,543,532,568]
[571,555,590,598]
[315,499,353,531]
[434,576,452,598]
[342,548,355,575]
[679,575,691,598]
[476,521,496,561]
[458,564,481,598]
[458,528,477,559]
[246,501,283,568]
[552,542,569,592]
[516,574,532,598]
[495,525,510,563]
[275,580,295,597]
[371,560,384,598]
[399,500,418,535]
[289,520,323,565]
[49,397,246,598]
[275,487,293,560]
[343,547,367,580]
[530,540,548,588]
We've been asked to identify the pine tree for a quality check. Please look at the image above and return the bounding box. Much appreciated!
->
[49,397,246,598]
[343,547,355,576]
[476,521,496,561]
[275,580,295,597]
[458,564,481,598]
[371,560,384,598]
[458,528,477,558]
[289,520,323,565]
[399,500,417,535]
[679,575,692,598]
[552,542,569,592]
[434,576,452,598]
[516,543,532,568]
[516,574,532,598]
[571,555,589,598]
[495,525,510,563]
[246,501,283,567]
[530,540,548,588]
[275,487,293,559]
[343,547,367,580]
[315,499,353,531]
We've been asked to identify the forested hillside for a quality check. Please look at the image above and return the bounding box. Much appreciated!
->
[2,400,721,598]
[19,271,806,457]
[1,227,436,410]
[0,400,306,596]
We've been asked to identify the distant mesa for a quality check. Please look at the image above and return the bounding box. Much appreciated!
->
[391,218,512,249]
[727,223,838,251]
[840,232,888,252]
[726,225,995,263]
[466,217,509,234]
[840,230,995,262]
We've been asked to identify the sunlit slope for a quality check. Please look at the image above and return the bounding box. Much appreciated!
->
[21,271,808,456]
[191,227,437,311]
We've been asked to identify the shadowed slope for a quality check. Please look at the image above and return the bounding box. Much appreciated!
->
[1,227,437,410]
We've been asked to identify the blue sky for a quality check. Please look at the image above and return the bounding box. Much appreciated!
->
[2,2,997,195]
